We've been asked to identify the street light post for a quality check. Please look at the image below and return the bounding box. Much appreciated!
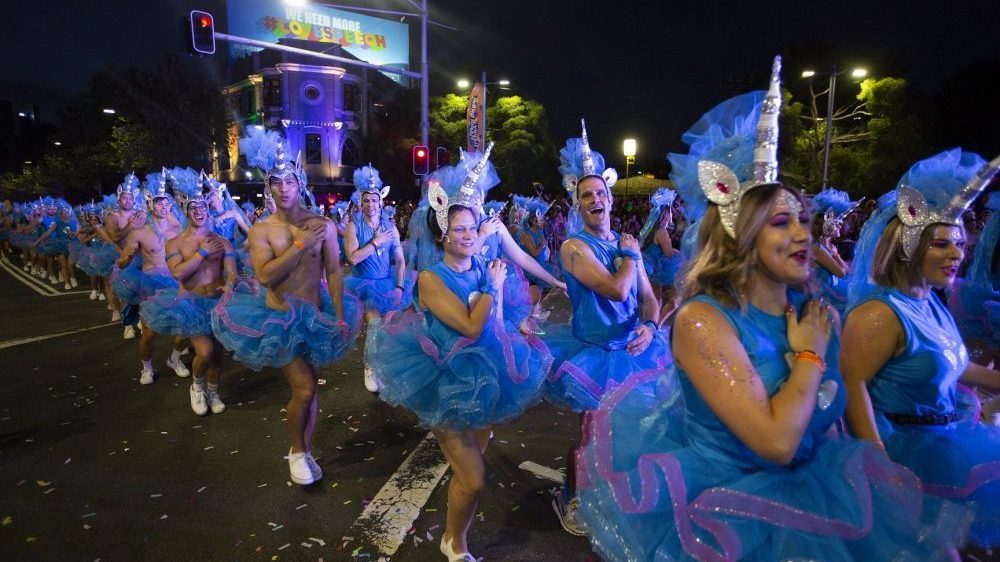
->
[801,65,867,189]
[623,139,637,197]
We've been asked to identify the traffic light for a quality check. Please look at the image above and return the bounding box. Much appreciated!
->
[435,147,450,170]
[412,145,429,176]
[187,10,216,56]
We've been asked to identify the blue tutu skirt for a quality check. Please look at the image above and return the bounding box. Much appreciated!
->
[366,310,552,430]
[85,242,118,277]
[10,232,27,248]
[877,404,1000,546]
[502,263,533,328]
[344,269,416,316]
[643,248,684,287]
[67,239,85,263]
[141,289,219,337]
[576,370,973,562]
[38,236,68,256]
[211,282,362,371]
[111,261,177,306]
[543,324,671,412]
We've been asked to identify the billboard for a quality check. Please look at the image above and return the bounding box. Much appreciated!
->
[227,0,410,83]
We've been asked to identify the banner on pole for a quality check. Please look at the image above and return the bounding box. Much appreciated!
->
[466,82,485,153]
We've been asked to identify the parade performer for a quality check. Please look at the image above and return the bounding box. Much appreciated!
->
[576,57,970,562]
[517,197,562,321]
[343,164,414,393]
[841,148,1000,547]
[142,195,237,416]
[212,127,360,485]
[106,173,147,337]
[639,187,683,324]
[949,190,1000,366]
[115,175,190,384]
[543,118,668,536]
[75,202,118,304]
[810,188,863,316]
[365,147,549,562]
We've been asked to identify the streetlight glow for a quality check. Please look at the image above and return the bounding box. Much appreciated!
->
[623,139,637,157]
[801,70,816,78]
[53,141,62,146]
[851,67,868,78]
[283,0,309,6]
[102,108,116,114]
[498,79,510,86]
[456,79,470,89]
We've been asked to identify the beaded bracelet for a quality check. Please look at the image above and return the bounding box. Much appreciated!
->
[196,248,209,259]
[794,349,826,373]
[620,248,641,262]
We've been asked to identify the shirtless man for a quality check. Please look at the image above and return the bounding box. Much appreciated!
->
[159,198,236,415]
[117,190,190,385]
[212,162,359,485]
[106,175,145,336]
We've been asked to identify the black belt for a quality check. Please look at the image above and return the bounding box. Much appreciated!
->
[884,411,961,425]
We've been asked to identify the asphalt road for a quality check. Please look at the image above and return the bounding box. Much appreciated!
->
[0,262,597,562]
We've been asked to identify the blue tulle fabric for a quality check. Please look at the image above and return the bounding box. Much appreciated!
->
[815,264,850,315]
[344,265,416,315]
[559,138,608,181]
[111,260,178,306]
[846,192,898,308]
[140,290,219,337]
[812,188,855,215]
[900,148,986,209]
[78,241,120,277]
[642,243,683,287]
[950,191,1000,348]
[367,259,551,430]
[668,91,766,224]
[210,282,361,371]
[576,293,972,562]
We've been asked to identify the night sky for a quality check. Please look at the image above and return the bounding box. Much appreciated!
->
[4,0,999,173]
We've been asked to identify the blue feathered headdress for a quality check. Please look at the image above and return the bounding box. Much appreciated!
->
[812,188,864,237]
[352,164,390,203]
[116,172,141,198]
[425,142,498,233]
[638,188,678,246]
[483,200,507,220]
[522,197,552,229]
[559,119,618,208]
[239,126,307,188]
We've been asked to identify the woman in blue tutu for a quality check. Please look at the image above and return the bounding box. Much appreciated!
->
[948,191,1000,367]
[517,197,562,321]
[841,148,1000,547]
[366,147,549,562]
[576,58,968,562]
[212,128,361,485]
[639,187,683,324]
[75,203,118,304]
[810,188,863,316]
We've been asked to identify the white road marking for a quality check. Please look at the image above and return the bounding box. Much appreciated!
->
[0,322,118,350]
[0,259,59,295]
[518,461,565,483]
[348,433,449,556]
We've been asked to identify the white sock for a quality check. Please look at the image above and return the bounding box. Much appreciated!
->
[141,359,153,372]
[170,349,182,363]
[194,377,206,391]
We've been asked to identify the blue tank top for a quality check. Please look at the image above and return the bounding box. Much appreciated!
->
[519,227,549,264]
[211,210,237,242]
[814,265,849,309]
[677,293,845,469]
[423,256,492,344]
[352,216,396,280]
[477,218,502,261]
[564,230,639,350]
[861,287,969,417]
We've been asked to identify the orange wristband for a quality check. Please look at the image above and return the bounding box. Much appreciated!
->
[293,240,306,251]
[794,350,826,373]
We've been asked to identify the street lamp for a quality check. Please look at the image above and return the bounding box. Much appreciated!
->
[801,65,869,189]
[623,138,637,197]
[102,108,116,115]
[456,79,471,89]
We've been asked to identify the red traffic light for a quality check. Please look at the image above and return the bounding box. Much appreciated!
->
[198,15,212,28]
[188,10,216,56]
[412,145,430,176]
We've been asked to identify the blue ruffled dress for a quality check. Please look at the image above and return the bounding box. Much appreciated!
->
[83,240,118,277]
[576,292,971,561]
[642,240,683,287]
[517,227,561,289]
[211,281,361,371]
[542,230,670,412]
[366,256,551,430]
[815,264,850,316]
[478,228,533,329]
[343,217,415,315]
[111,259,178,306]
[854,287,1000,546]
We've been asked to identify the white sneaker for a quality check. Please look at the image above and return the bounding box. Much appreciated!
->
[98,293,107,301]
[304,452,322,481]
[49,274,58,284]
[22,264,29,272]
[64,282,72,290]
[89,290,98,300]
[286,450,315,485]
[179,347,191,356]
[166,357,191,378]
[58,272,66,283]
[189,385,208,416]
[139,368,155,385]
[364,365,380,393]
[206,391,226,414]
[70,277,78,288]
[123,325,136,340]
[552,487,587,537]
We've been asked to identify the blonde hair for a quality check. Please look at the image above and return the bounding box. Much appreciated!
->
[680,184,815,309]
[871,218,963,289]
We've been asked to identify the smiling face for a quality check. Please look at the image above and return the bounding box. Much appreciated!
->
[151,197,172,219]
[268,176,301,211]
[361,192,381,219]
[753,188,813,285]
[577,175,613,231]
[442,207,479,259]
[920,224,965,288]
[187,201,209,228]
[206,189,223,211]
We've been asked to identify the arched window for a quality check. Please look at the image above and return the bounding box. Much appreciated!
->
[341,137,358,167]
